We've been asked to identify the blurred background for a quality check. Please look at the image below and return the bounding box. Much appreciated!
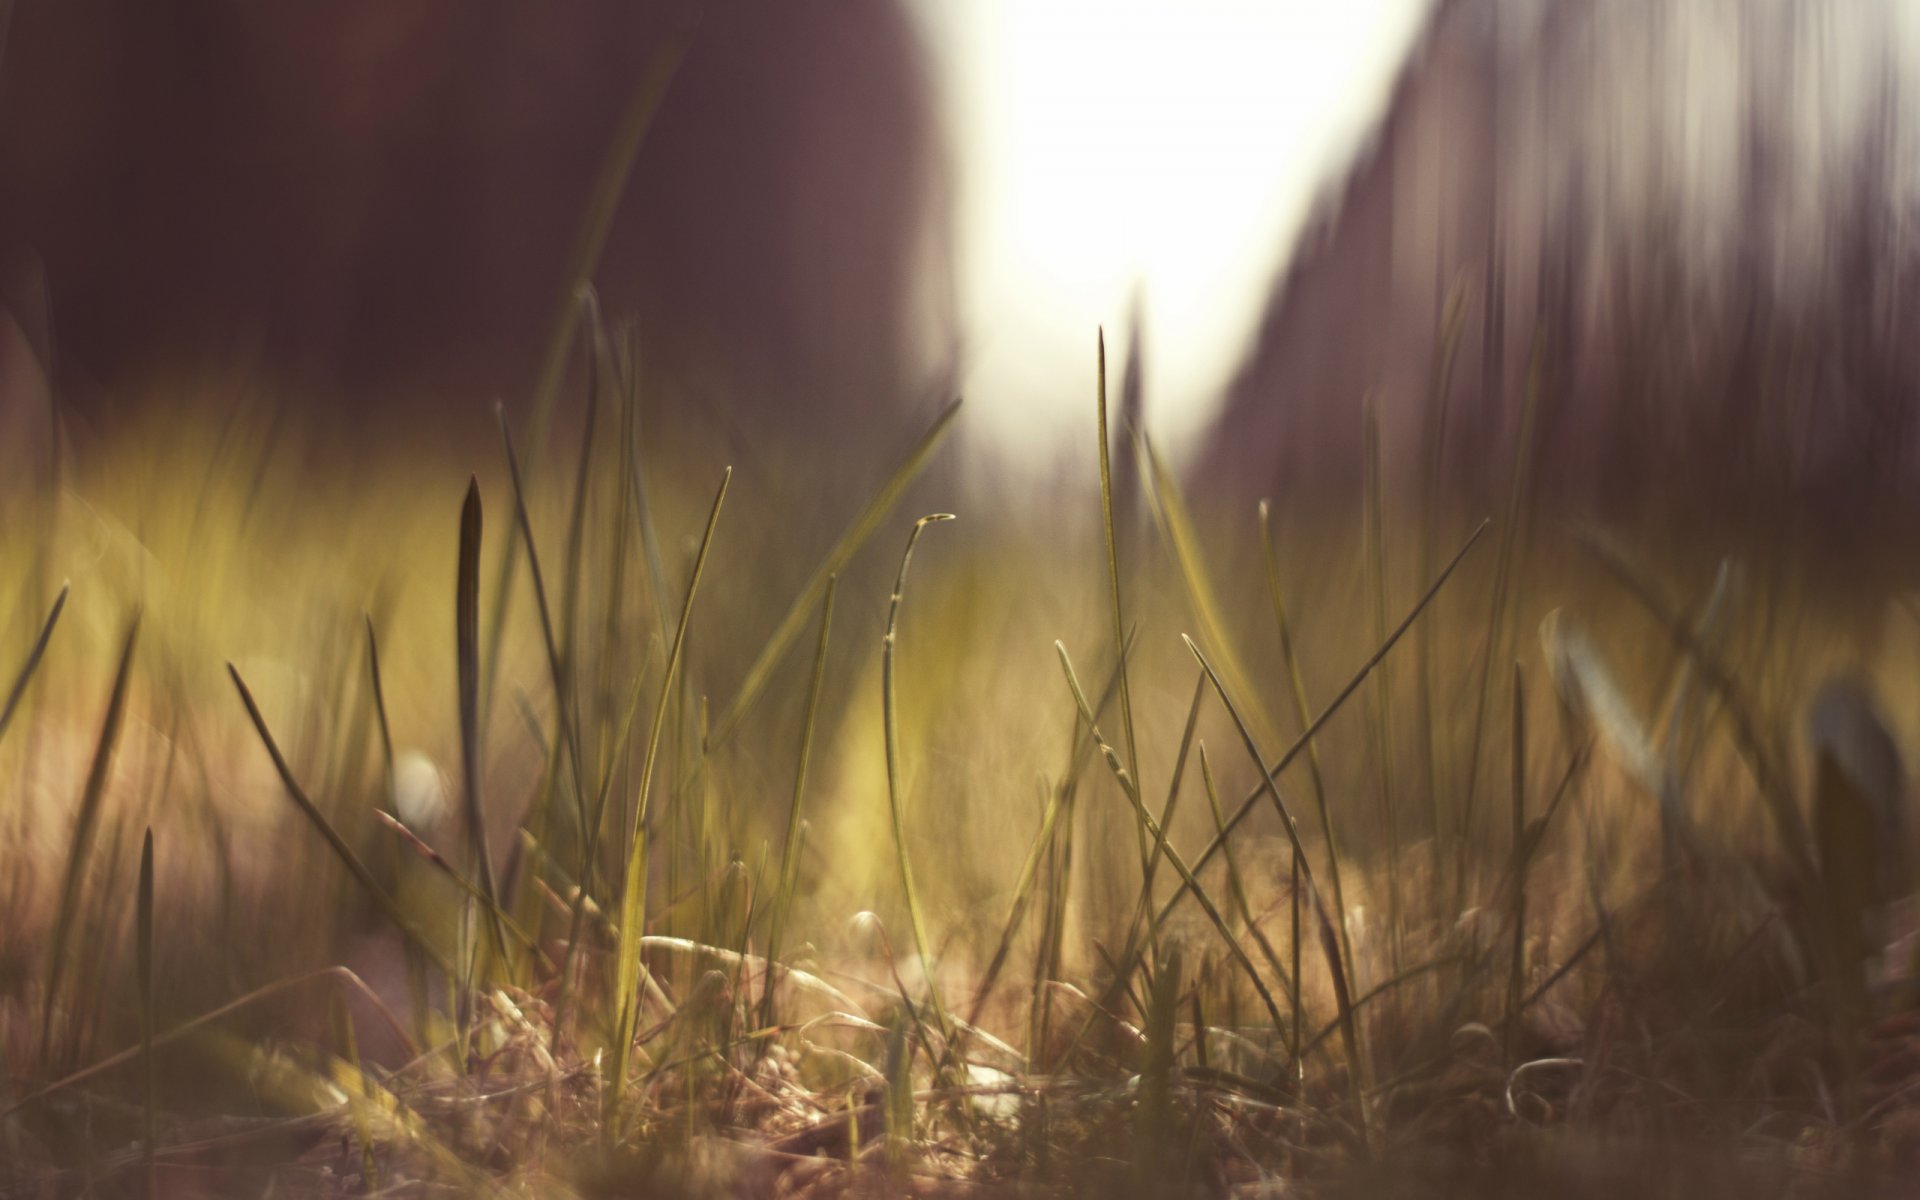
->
[6,0,1920,523]
[4,4,1920,1181]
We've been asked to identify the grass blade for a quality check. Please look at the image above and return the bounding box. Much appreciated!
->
[0,580,66,748]
[40,611,138,1072]
[883,515,957,1050]
[606,465,729,1143]
[1096,330,1148,880]
[1057,642,1285,1030]
[137,827,156,1196]
[457,479,509,968]
[1157,518,1490,928]
[763,575,837,1031]
[1258,503,1355,993]
[1182,633,1364,1139]
[229,664,452,975]
[705,397,962,756]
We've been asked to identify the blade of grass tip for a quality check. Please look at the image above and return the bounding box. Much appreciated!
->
[228,665,453,976]
[1182,634,1365,1140]
[137,827,155,1196]
[1259,502,1355,992]
[0,580,66,749]
[456,480,509,966]
[703,398,963,760]
[883,515,958,1055]
[483,26,696,716]
[1505,663,1526,1063]
[40,612,137,1073]
[763,575,837,1033]
[607,464,728,1145]
[362,616,397,803]
[1361,393,1404,974]
[1096,329,1149,886]
[1056,642,1285,1030]
[1158,518,1491,930]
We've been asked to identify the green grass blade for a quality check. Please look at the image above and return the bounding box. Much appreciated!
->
[1137,431,1277,745]
[704,398,962,756]
[482,27,695,716]
[229,664,452,976]
[1258,502,1355,994]
[1182,633,1364,1135]
[1158,518,1490,928]
[40,611,138,1072]
[763,574,837,1032]
[457,480,509,965]
[137,827,155,1196]
[0,580,66,749]
[883,515,957,1051]
[606,465,729,1144]
[1057,642,1285,1029]
[1096,330,1148,880]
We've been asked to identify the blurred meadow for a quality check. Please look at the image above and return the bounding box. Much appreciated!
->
[6,1,1920,1197]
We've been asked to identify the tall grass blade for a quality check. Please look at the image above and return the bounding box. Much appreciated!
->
[1136,943,1182,1184]
[40,612,138,1072]
[883,515,957,1050]
[706,398,962,756]
[137,827,155,1197]
[1057,643,1285,1029]
[1157,519,1490,927]
[1182,634,1364,1140]
[229,664,452,975]
[0,580,65,748]
[763,575,836,1031]
[457,479,509,964]
[1137,431,1277,744]
[483,27,695,713]
[1458,334,1545,852]
[606,465,729,1143]
[1362,394,1403,972]
[1505,664,1527,1063]
[1096,329,1148,879]
[1258,503,1355,991]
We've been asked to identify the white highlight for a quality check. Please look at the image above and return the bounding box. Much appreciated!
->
[920,0,1430,466]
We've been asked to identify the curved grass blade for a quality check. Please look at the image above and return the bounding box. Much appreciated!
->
[704,397,962,756]
[229,664,452,976]
[0,580,66,748]
[883,515,957,1051]
[40,611,138,1072]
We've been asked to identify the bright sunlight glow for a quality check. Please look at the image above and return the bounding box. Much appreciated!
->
[921,0,1432,468]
